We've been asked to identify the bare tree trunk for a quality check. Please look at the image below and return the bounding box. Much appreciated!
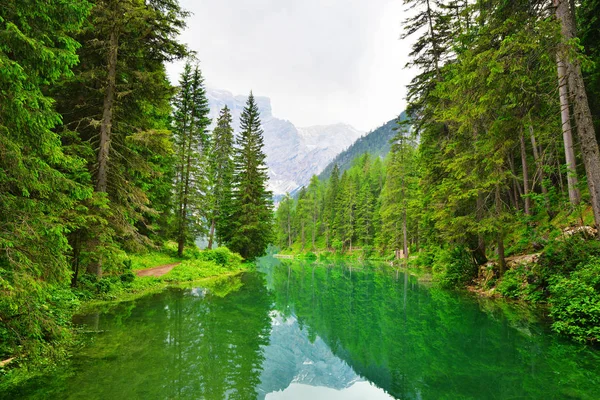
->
[530,126,555,217]
[207,219,215,250]
[311,209,317,250]
[71,231,82,287]
[89,26,119,277]
[555,0,600,230]
[476,192,487,264]
[495,184,506,276]
[508,182,519,211]
[301,222,305,252]
[287,210,292,248]
[557,53,581,205]
[402,207,409,267]
[520,130,532,215]
[508,156,522,211]
[96,29,118,194]
[529,126,548,196]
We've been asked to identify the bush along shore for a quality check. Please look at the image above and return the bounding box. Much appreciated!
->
[0,244,248,384]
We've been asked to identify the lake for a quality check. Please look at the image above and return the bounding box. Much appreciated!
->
[5,256,600,399]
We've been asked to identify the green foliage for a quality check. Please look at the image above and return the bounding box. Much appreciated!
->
[496,264,545,303]
[196,247,243,270]
[227,93,274,260]
[0,0,91,365]
[318,113,407,181]
[538,236,600,279]
[208,106,235,247]
[431,246,478,289]
[549,257,600,343]
[172,62,211,256]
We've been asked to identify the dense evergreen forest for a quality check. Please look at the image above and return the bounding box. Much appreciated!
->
[318,111,407,181]
[3,0,600,383]
[275,0,600,343]
[0,0,272,370]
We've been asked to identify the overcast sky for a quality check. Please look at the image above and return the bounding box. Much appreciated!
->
[166,0,416,132]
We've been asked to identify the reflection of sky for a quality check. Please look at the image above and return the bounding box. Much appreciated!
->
[257,311,395,399]
[267,382,395,400]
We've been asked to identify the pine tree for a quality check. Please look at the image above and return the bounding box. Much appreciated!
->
[228,93,274,259]
[275,194,295,249]
[295,187,311,251]
[208,106,235,248]
[307,175,321,250]
[324,164,341,248]
[0,0,92,361]
[172,62,211,257]
[554,0,600,230]
[53,0,189,277]
[334,171,357,251]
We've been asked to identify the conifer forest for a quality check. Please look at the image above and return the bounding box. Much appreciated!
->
[1,0,600,398]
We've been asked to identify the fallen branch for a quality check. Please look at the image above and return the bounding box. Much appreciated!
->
[0,357,15,367]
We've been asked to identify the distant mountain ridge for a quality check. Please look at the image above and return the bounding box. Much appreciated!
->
[206,89,364,195]
[318,111,408,181]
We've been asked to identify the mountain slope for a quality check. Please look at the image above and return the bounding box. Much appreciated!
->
[318,111,408,181]
[207,89,364,194]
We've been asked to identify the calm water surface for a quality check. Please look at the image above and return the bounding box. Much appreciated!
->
[5,256,600,399]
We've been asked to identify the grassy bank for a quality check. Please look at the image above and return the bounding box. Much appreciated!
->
[0,244,249,386]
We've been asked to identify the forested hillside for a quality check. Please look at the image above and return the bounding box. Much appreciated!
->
[318,111,408,181]
[275,0,600,344]
[0,0,272,369]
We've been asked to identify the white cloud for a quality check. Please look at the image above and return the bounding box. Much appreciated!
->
[166,0,416,131]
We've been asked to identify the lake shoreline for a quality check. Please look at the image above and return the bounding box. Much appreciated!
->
[0,247,250,389]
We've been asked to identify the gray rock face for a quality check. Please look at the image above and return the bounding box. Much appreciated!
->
[207,89,364,195]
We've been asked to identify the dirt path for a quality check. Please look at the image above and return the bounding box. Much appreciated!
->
[136,263,180,277]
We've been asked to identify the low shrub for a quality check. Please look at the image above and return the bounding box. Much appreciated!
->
[196,247,243,269]
[409,246,438,268]
[538,236,600,279]
[431,246,478,289]
[496,264,544,302]
[548,257,600,343]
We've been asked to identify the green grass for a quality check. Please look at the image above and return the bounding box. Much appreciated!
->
[128,250,182,271]
[160,259,244,282]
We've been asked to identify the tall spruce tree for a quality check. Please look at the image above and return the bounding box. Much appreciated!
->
[324,164,341,248]
[228,92,274,259]
[172,62,211,257]
[208,106,235,248]
[0,0,92,361]
[52,0,189,277]
[275,194,295,249]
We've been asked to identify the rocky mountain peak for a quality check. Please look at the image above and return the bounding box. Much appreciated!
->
[207,88,364,195]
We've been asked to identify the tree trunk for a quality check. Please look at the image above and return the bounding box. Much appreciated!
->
[530,126,555,217]
[476,192,487,264]
[287,210,292,248]
[89,26,119,278]
[311,215,316,250]
[207,219,215,250]
[507,156,521,211]
[555,0,600,230]
[402,207,409,267]
[70,231,82,287]
[301,222,305,252]
[529,126,548,196]
[495,184,506,276]
[520,130,531,215]
[557,52,581,205]
[96,28,118,194]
